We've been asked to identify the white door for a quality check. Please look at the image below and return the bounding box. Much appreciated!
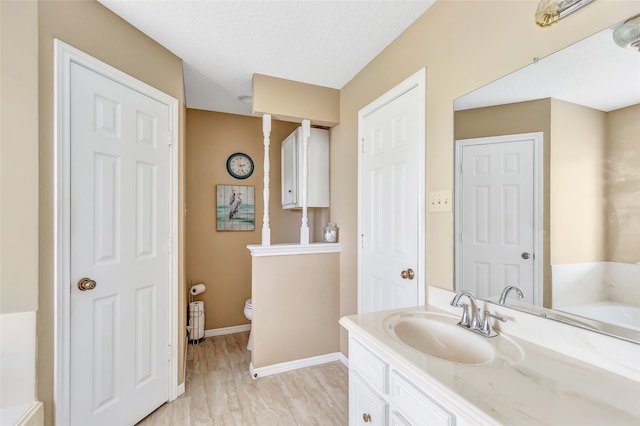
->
[69,62,170,425]
[455,133,542,305]
[359,70,425,313]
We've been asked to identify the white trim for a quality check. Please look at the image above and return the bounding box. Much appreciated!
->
[177,383,185,397]
[247,242,341,257]
[249,352,342,379]
[204,324,251,337]
[357,68,427,313]
[53,39,180,426]
[338,352,349,368]
[15,401,44,426]
[454,132,544,306]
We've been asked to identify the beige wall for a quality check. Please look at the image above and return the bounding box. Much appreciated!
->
[253,74,340,127]
[332,0,639,354]
[550,99,607,264]
[37,1,186,424]
[186,110,307,329]
[1,0,39,314]
[252,253,340,368]
[454,99,553,306]
[606,103,640,263]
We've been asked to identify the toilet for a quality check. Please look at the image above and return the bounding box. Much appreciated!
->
[243,298,253,351]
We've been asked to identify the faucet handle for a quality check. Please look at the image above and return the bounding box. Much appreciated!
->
[457,303,470,327]
[480,311,506,337]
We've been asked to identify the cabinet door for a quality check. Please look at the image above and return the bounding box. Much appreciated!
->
[281,131,297,207]
[350,371,388,426]
[389,411,412,426]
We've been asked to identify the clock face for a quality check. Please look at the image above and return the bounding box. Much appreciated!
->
[226,153,254,179]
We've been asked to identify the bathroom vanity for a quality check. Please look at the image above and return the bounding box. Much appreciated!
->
[340,289,640,425]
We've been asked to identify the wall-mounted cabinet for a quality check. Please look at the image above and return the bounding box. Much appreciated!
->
[281,127,329,209]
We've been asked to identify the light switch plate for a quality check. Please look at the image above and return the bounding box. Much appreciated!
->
[429,190,452,212]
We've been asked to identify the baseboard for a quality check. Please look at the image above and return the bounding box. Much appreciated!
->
[204,324,251,337]
[249,352,342,379]
[338,352,349,368]
[177,382,185,397]
[16,401,44,426]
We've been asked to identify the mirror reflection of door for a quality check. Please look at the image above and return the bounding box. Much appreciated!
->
[455,133,543,306]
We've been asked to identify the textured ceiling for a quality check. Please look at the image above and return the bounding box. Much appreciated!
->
[455,23,640,112]
[98,0,435,116]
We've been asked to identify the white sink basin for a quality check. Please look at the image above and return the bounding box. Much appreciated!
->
[383,311,523,365]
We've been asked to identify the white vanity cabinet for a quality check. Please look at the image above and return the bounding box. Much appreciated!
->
[281,126,329,209]
[349,337,459,426]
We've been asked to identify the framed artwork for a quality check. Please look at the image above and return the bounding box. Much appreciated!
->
[216,185,255,231]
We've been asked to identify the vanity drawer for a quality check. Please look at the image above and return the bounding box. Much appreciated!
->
[350,370,388,426]
[350,337,388,394]
[390,370,455,426]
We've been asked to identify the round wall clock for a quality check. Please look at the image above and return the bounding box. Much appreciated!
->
[226,152,254,179]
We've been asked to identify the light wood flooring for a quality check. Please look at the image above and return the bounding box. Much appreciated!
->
[138,331,349,425]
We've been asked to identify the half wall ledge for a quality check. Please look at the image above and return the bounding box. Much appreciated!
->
[247,243,341,257]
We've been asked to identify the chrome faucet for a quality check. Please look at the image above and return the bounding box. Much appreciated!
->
[451,291,506,337]
[450,291,481,329]
[499,285,525,305]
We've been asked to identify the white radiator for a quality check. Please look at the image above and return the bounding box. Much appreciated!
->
[188,301,205,341]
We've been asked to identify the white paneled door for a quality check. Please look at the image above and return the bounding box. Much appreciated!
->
[359,72,425,313]
[456,133,542,305]
[69,62,170,425]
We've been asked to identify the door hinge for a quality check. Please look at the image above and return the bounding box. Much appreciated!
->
[168,131,172,146]
[168,238,172,253]
[361,234,364,249]
[167,345,172,361]
[361,138,365,154]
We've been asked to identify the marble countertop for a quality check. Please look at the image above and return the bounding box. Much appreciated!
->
[340,305,640,425]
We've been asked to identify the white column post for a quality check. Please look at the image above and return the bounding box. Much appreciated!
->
[300,119,310,244]
[262,114,271,246]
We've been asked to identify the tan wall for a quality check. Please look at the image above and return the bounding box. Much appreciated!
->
[454,99,552,306]
[550,99,607,264]
[37,1,186,424]
[606,103,640,263]
[332,0,639,355]
[252,253,340,368]
[0,1,39,314]
[186,110,306,329]
[253,74,340,127]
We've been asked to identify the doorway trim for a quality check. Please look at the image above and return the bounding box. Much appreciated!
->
[53,40,179,425]
[454,132,543,305]
[357,68,426,313]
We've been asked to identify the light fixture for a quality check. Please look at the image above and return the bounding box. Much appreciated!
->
[535,0,595,27]
[613,13,640,51]
[237,95,252,104]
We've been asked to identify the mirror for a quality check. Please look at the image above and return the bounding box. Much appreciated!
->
[452,18,640,343]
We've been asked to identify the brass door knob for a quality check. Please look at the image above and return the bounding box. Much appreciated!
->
[400,268,415,280]
[77,277,97,291]
[362,413,372,423]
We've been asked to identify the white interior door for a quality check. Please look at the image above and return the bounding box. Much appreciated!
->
[455,133,542,305]
[69,62,171,425]
[359,70,425,313]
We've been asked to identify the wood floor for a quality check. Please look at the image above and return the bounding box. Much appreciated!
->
[138,331,349,425]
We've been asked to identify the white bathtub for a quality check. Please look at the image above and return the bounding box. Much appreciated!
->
[559,301,640,332]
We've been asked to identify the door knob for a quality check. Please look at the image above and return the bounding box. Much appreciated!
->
[77,277,97,291]
[362,413,372,423]
[400,268,415,280]
[521,252,531,260]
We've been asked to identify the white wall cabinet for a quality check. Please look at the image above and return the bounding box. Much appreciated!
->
[349,337,459,426]
[281,126,329,209]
